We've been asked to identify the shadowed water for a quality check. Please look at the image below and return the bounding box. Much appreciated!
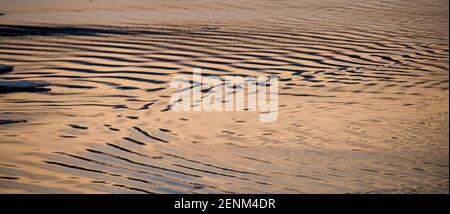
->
[0,0,448,193]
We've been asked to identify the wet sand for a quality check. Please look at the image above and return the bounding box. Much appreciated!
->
[0,0,448,193]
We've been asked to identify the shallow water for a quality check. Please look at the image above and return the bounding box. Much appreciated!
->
[0,0,448,193]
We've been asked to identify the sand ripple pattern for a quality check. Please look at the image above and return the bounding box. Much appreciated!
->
[0,0,448,193]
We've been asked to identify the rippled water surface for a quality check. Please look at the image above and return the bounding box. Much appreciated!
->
[0,0,448,193]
